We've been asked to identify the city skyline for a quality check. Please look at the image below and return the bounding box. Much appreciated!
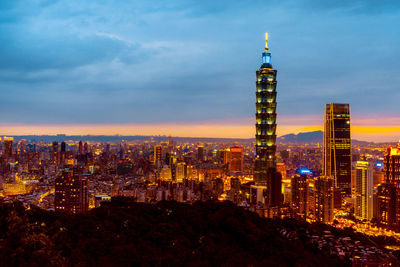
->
[1,0,400,142]
[2,1,400,265]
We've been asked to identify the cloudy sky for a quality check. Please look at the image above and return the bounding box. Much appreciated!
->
[0,0,399,140]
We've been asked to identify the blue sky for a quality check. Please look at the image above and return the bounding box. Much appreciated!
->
[0,0,399,127]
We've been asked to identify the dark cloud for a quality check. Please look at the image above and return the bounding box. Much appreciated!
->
[0,27,141,71]
[0,0,398,125]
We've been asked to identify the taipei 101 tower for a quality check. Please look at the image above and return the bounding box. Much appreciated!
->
[252,33,282,208]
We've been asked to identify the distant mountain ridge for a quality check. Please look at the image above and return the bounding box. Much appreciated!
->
[278,131,323,144]
[2,132,393,145]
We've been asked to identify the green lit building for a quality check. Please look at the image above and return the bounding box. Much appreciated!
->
[253,33,281,207]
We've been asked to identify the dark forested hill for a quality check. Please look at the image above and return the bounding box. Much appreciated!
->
[0,199,356,266]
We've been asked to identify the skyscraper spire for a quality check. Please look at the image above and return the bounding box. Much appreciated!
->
[264,32,269,52]
[262,33,272,66]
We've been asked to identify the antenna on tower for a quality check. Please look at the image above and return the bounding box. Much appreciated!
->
[264,32,269,52]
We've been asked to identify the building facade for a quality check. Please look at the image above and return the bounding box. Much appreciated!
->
[229,146,244,173]
[253,33,281,208]
[291,174,309,219]
[323,103,351,195]
[378,144,400,230]
[55,168,88,214]
[314,176,334,223]
[154,145,162,168]
[355,161,373,220]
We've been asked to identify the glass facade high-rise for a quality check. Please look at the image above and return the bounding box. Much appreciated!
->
[253,33,281,208]
[323,103,351,195]
[355,161,373,220]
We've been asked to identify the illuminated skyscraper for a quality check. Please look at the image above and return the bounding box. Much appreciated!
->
[253,33,281,207]
[229,146,244,172]
[323,103,351,195]
[355,161,373,220]
[176,162,186,182]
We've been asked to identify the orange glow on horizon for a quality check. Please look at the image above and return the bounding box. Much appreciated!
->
[0,115,398,142]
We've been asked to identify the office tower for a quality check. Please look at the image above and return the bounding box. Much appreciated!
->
[52,141,59,165]
[291,174,309,218]
[377,144,400,230]
[55,168,88,214]
[223,148,230,165]
[3,137,13,158]
[60,141,66,165]
[154,145,162,168]
[78,141,83,155]
[253,33,281,207]
[229,146,244,172]
[197,145,204,162]
[323,103,351,195]
[176,162,186,182]
[314,176,334,223]
[355,161,373,220]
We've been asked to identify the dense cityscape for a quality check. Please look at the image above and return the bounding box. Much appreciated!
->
[1,1,400,265]
[0,35,399,265]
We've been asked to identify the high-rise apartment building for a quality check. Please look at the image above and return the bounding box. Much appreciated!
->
[291,174,309,218]
[355,161,373,220]
[253,33,281,208]
[154,145,162,167]
[3,137,13,158]
[323,103,351,195]
[55,168,88,214]
[176,162,186,182]
[314,176,334,223]
[229,146,244,173]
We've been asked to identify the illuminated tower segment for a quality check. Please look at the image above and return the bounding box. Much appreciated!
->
[254,33,278,185]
